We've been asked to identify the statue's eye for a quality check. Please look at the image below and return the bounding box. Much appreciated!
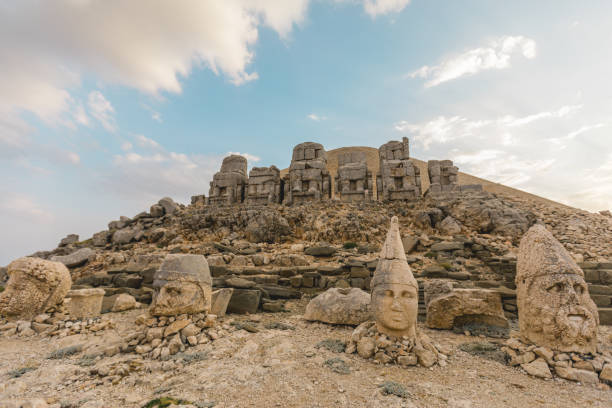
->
[401,291,413,298]
[574,284,584,295]
[547,282,564,293]
[384,290,393,297]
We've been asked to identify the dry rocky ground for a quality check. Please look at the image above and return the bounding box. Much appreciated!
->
[1,298,611,408]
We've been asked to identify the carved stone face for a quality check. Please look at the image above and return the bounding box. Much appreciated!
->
[148,254,213,317]
[520,273,598,353]
[372,283,417,338]
[517,224,599,354]
[150,280,211,316]
[0,257,71,320]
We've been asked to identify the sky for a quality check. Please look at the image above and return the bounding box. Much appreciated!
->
[1,0,612,265]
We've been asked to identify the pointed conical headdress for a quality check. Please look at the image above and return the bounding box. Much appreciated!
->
[372,217,418,288]
[516,224,584,283]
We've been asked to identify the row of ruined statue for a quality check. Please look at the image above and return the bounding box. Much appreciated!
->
[205,138,482,206]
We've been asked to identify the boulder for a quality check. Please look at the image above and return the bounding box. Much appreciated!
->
[304,287,371,325]
[112,228,137,245]
[211,288,234,317]
[521,358,552,379]
[305,243,336,257]
[111,293,138,312]
[51,248,95,268]
[438,216,462,235]
[227,289,261,314]
[426,288,508,332]
[59,234,79,247]
[150,204,165,217]
[158,197,179,215]
[245,210,291,243]
[401,236,419,254]
[92,231,111,247]
[225,277,257,289]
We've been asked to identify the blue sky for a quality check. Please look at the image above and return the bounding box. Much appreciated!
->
[1,0,612,265]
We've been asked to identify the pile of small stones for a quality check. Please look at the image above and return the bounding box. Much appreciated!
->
[0,314,114,338]
[132,313,224,359]
[346,321,449,368]
[503,337,612,387]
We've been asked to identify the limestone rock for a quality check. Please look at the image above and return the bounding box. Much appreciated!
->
[356,337,376,359]
[227,289,261,314]
[111,293,138,312]
[521,358,552,379]
[303,288,371,325]
[426,289,508,332]
[438,216,462,235]
[59,234,79,247]
[66,288,105,319]
[51,247,95,268]
[599,363,612,383]
[211,288,234,317]
[245,210,291,243]
[305,243,336,257]
[158,197,179,215]
[112,228,137,245]
[92,230,111,247]
[0,257,72,320]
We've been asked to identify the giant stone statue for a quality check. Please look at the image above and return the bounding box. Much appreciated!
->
[334,151,372,202]
[0,257,72,320]
[208,155,248,205]
[371,216,419,338]
[377,138,421,201]
[516,224,598,354]
[283,142,331,205]
[150,254,212,316]
[246,165,282,205]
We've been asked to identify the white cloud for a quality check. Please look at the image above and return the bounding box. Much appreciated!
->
[454,150,555,187]
[135,134,161,150]
[121,141,133,151]
[0,0,310,127]
[88,91,116,132]
[307,113,327,121]
[547,123,606,148]
[395,105,581,149]
[408,36,537,87]
[363,0,411,17]
[0,193,54,222]
[569,154,612,212]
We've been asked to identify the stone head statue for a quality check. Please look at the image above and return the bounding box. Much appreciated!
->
[150,254,212,316]
[371,217,419,339]
[0,257,72,320]
[517,225,598,353]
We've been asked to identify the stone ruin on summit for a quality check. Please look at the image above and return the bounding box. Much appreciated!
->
[377,137,422,201]
[335,151,373,202]
[427,159,458,194]
[208,155,248,205]
[203,138,481,206]
[246,165,282,205]
[283,142,331,205]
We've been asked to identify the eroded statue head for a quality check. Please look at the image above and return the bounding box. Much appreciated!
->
[0,257,71,320]
[371,217,418,339]
[150,254,212,316]
[516,225,598,353]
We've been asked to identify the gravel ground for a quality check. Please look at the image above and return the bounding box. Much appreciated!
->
[1,299,611,408]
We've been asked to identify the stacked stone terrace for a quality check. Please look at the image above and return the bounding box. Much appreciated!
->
[204,138,479,206]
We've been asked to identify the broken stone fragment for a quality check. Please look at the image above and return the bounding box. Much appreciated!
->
[303,287,371,325]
